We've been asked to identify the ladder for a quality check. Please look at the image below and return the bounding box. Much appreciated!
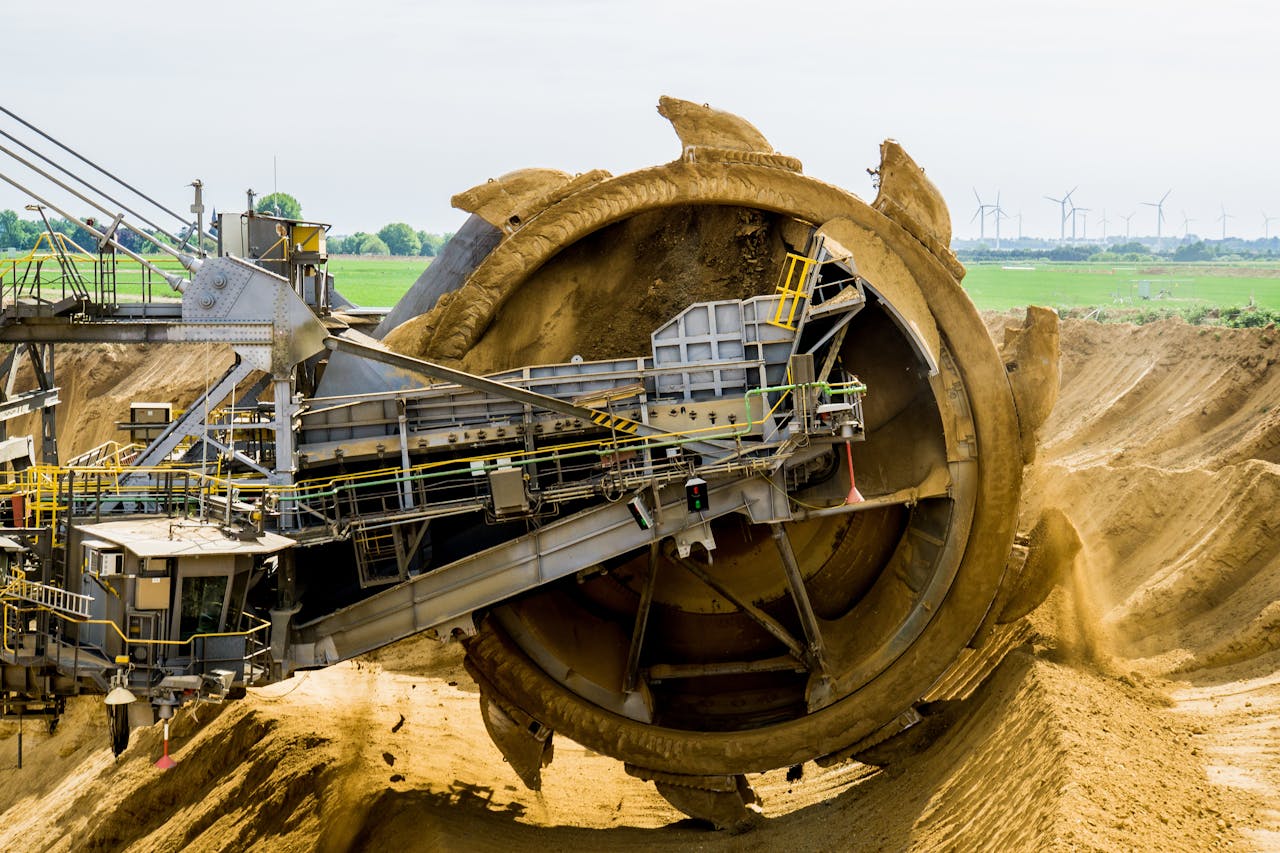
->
[352,523,400,584]
[768,253,818,331]
[29,214,92,305]
[349,516,431,588]
[2,571,92,619]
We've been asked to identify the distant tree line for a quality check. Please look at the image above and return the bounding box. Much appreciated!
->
[2,190,454,260]
[252,193,453,257]
[0,208,155,253]
[956,237,1280,264]
[328,225,453,257]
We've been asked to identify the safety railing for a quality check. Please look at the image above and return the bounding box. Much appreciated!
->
[1,597,272,676]
[65,440,142,468]
[769,252,818,331]
[0,379,863,537]
[0,234,185,313]
[0,565,91,618]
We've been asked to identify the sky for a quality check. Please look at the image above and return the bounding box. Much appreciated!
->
[2,0,1278,241]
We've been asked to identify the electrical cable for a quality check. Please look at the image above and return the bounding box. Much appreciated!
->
[0,104,206,237]
[0,124,202,248]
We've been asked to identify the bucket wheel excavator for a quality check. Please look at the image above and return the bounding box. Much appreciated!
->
[367,98,1060,827]
[0,97,1062,830]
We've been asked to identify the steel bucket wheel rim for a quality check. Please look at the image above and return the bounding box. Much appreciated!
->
[447,162,1021,776]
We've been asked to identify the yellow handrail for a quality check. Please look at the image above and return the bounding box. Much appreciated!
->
[0,378,864,529]
[1,600,270,655]
[0,231,95,279]
[0,234,187,294]
[769,252,816,331]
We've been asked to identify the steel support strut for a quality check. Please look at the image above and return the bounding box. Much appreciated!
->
[770,522,828,673]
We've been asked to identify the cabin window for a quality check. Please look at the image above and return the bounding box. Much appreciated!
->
[178,575,228,640]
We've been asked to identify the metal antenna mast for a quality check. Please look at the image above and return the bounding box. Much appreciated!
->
[0,126,213,252]
[0,140,212,256]
[0,103,213,244]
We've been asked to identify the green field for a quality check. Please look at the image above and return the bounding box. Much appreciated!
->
[961,262,1280,313]
[11,252,1279,319]
[329,257,1280,315]
[328,257,428,306]
[330,257,1280,317]
[0,253,429,307]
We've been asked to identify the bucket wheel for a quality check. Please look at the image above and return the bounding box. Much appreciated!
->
[392,98,1026,825]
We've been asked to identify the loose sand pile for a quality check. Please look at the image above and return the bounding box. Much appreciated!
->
[2,317,1278,851]
[383,204,792,373]
[11,343,234,457]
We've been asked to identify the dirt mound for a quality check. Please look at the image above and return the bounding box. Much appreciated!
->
[2,641,1261,852]
[1019,317,1280,847]
[1022,317,1280,680]
[1026,460,1280,675]
[1041,319,1280,469]
[11,342,232,460]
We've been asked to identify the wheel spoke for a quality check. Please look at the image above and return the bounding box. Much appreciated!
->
[673,554,807,662]
[623,542,659,692]
[792,462,953,519]
[770,522,828,674]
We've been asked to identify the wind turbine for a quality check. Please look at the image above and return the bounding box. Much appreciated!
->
[1216,204,1234,240]
[1073,207,1091,240]
[1180,211,1196,239]
[992,192,1009,249]
[1016,210,1023,241]
[1044,187,1076,241]
[1264,212,1280,240]
[1066,193,1085,241]
[1141,189,1172,244]
[971,188,996,240]
[1098,209,1109,243]
[1120,212,1136,241]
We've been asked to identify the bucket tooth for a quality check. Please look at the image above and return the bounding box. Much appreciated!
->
[477,689,554,791]
[997,508,1082,623]
[626,764,760,832]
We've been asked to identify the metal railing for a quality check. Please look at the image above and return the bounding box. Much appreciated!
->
[0,234,183,313]
[65,440,142,468]
[0,379,864,539]
[0,565,91,618]
[0,598,272,689]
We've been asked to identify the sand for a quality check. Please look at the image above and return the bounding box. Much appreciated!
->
[9,342,235,458]
[2,316,1279,851]
[383,203,793,373]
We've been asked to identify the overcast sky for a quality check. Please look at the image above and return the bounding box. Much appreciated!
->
[2,0,1277,241]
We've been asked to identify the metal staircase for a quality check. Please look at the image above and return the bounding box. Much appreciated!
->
[1,569,92,618]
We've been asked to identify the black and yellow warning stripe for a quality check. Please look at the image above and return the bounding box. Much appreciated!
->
[590,411,641,434]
